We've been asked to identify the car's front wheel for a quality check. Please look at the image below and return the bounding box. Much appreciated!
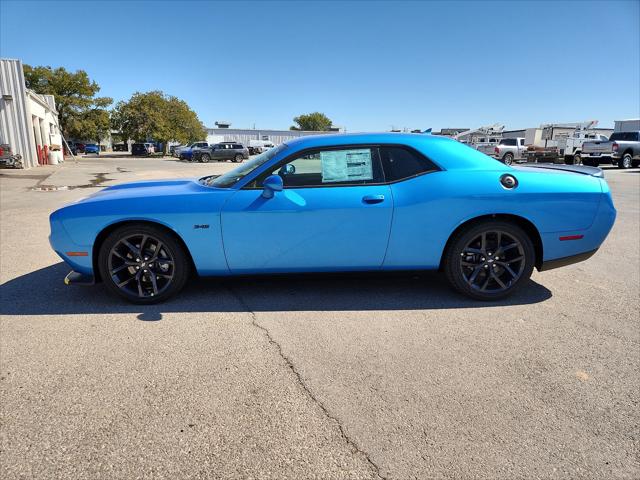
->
[444,221,535,300]
[98,224,190,304]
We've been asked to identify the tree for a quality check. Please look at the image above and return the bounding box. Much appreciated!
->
[23,65,112,140]
[290,112,333,131]
[111,91,206,154]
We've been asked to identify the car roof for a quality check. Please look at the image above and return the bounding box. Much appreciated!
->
[282,132,506,171]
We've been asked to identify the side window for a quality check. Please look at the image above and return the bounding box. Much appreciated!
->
[260,147,383,188]
[519,139,525,146]
[379,146,438,182]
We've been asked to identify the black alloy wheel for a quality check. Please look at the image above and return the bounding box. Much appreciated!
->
[444,221,534,300]
[99,225,190,304]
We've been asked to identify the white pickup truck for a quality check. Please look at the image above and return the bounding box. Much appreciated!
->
[492,138,527,165]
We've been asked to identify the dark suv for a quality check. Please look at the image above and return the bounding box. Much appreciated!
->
[194,143,249,163]
[131,143,150,156]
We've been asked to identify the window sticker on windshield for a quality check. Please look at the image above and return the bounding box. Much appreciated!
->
[321,149,373,183]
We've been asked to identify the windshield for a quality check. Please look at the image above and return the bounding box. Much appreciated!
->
[204,144,287,188]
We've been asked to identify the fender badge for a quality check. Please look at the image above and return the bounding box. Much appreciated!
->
[193,224,210,229]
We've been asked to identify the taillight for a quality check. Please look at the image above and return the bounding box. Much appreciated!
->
[0,147,3,156]
[494,147,499,154]
[612,142,618,152]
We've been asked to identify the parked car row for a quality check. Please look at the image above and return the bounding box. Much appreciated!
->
[65,142,100,155]
[193,143,249,163]
[172,140,276,162]
[486,130,639,169]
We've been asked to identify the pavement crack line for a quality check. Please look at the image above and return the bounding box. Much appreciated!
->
[227,287,387,480]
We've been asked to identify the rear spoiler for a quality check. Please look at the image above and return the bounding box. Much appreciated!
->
[515,164,604,178]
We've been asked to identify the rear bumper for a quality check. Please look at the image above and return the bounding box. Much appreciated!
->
[582,153,615,161]
[538,249,598,271]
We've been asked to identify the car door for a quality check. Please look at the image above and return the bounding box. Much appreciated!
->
[211,144,226,161]
[221,146,393,273]
[517,138,526,158]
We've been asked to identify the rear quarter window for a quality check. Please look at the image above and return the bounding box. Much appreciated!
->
[380,146,438,182]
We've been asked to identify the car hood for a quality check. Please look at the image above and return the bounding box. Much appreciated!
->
[72,177,224,204]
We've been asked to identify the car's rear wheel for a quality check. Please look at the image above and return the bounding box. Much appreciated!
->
[98,224,190,304]
[234,154,243,163]
[502,153,514,165]
[444,221,535,300]
[618,153,632,169]
[200,153,210,163]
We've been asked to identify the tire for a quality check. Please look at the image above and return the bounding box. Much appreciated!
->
[98,224,190,304]
[234,154,243,163]
[618,153,632,169]
[200,153,210,163]
[573,153,582,165]
[443,221,535,301]
[502,153,514,165]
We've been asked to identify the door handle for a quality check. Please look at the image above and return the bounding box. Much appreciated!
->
[362,194,385,204]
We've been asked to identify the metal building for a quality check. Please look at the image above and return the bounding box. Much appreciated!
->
[0,58,63,168]
[206,127,336,146]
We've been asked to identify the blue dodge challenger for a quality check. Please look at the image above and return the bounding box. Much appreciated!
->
[49,133,616,303]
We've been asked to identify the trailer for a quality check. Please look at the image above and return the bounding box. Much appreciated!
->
[523,120,605,165]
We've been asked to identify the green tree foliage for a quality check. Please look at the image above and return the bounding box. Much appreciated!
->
[290,112,333,131]
[111,91,206,153]
[23,65,112,140]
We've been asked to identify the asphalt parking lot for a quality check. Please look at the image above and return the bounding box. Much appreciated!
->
[1,155,639,479]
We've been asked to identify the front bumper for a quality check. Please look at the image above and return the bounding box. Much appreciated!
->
[64,270,95,285]
[49,211,94,275]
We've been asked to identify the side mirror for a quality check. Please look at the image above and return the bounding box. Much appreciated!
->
[262,174,283,199]
[279,164,295,176]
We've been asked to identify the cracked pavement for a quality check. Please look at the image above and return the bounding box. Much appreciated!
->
[1,156,638,479]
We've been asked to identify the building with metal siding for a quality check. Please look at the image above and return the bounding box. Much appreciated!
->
[0,58,63,168]
[206,127,336,146]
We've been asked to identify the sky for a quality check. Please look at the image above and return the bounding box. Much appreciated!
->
[1,0,639,131]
